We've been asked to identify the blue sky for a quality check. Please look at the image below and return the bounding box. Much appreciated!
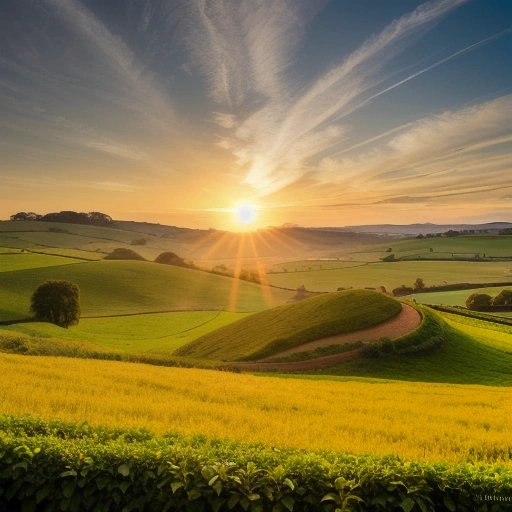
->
[1,0,511,228]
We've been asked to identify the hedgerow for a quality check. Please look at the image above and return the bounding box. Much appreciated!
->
[0,417,510,511]
[362,306,448,357]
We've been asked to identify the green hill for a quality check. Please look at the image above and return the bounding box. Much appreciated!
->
[177,290,402,361]
[312,308,512,386]
[0,260,292,321]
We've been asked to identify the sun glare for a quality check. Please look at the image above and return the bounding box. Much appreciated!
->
[234,203,258,226]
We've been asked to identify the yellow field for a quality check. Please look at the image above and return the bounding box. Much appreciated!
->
[0,353,510,463]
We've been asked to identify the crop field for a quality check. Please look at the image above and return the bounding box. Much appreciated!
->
[268,260,367,272]
[0,253,83,272]
[0,353,511,464]
[0,311,248,354]
[0,260,292,321]
[381,235,512,258]
[266,260,512,292]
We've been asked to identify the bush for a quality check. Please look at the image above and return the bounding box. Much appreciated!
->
[154,252,189,267]
[0,416,510,512]
[492,289,512,306]
[466,293,493,311]
[104,248,145,261]
[30,280,80,328]
[392,285,414,296]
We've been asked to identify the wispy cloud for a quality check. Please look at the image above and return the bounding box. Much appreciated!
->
[44,0,174,123]
[181,0,324,107]
[318,95,512,205]
[181,0,469,195]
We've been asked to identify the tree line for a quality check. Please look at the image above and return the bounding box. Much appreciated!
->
[10,211,113,226]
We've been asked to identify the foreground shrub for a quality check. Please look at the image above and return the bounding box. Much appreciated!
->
[0,417,510,511]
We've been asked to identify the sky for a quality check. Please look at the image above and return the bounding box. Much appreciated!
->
[1,0,511,230]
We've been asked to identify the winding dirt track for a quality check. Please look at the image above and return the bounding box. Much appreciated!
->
[229,304,422,372]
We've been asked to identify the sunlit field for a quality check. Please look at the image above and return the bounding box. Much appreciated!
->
[0,311,248,354]
[1,353,510,464]
[267,260,512,292]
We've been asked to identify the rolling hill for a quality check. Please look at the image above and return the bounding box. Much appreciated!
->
[0,260,292,321]
[176,289,402,361]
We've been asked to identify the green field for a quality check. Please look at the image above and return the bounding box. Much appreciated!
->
[356,235,512,261]
[311,309,512,386]
[0,253,83,272]
[410,285,512,314]
[0,311,247,354]
[177,290,402,361]
[0,260,292,321]
[267,260,512,292]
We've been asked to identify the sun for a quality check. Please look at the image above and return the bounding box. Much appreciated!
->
[234,203,258,226]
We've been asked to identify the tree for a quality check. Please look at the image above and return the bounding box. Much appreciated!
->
[30,281,80,327]
[10,211,42,221]
[154,252,187,266]
[465,293,492,311]
[414,278,425,291]
[492,289,512,306]
[104,248,145,260]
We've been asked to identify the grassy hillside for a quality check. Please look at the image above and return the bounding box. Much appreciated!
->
[0,353,510,463]
[0,311,248,354]
[177,290,402,361]
[0,260,292,321]
[0,252,83,272]
[315,308,512,385]
[267,260,512,292]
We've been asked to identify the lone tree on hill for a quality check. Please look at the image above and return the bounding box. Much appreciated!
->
[30,280,81,328]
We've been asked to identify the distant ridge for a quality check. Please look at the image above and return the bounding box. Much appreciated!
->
[338,222,512,235]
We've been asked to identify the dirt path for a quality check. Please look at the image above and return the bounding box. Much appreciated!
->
[230,304,422,373]
[269,304,421,357]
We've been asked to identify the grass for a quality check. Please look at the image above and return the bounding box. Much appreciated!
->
[0,352,510,463]
[0,260,292,321]
[267,260,512,292]
[410,286,512,306]
[314,308,512,386]
[268,260,366,273]
[177,290,402,361]
[441,312,512,353]
[0,253,83,272]
[0,311,248,354]
[381,235,512,259]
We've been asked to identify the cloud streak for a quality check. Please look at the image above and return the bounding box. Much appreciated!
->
[181,0,470,195]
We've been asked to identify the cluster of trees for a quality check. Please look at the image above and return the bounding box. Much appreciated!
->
[392,278,425,296]
[466,289,512,311]
[416,229,485,239]
[10,211,113,226]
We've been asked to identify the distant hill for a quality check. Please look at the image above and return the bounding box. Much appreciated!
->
[338,222,512,236]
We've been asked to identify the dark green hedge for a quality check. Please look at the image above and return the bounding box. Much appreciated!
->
[0,417,510,511]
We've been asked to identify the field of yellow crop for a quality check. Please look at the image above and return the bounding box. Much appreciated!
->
[0,353,510,464]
